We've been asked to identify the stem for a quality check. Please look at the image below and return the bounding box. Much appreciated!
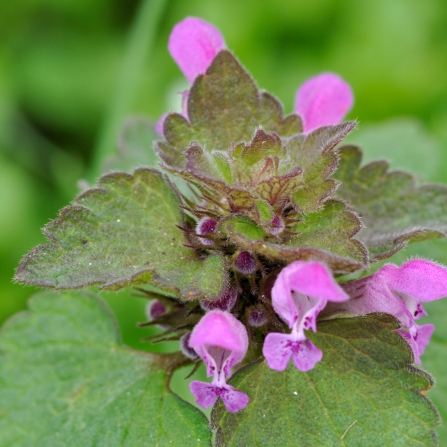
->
[88,0,168,182]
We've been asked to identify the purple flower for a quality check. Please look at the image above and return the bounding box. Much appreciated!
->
[263,261,349,372]
[189,310,249,412]
[325,260,447,364]
[156,18,225,136]
[294,73,353,133]
[397,323,434,365]
[168,17,226,84]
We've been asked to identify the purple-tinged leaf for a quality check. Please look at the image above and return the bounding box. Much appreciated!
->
[15,169,227,299]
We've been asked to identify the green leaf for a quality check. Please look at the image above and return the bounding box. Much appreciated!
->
[212,314,439,447]
[156,50,302,169]
[289,121,356,212]
[16,168,226,300]
[291,200,367,265]
[410,298,447,442]
[335,145,447,261]
[0,292,211,446]
[344,118,442,181]
[224,200,367,273]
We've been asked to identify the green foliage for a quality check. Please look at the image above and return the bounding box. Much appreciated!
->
[213,314,439,446]
[156,50,302,169]
[5,9,447,444]
[0,292,211,446]
[335,145,447,260]
[15,168,226,300]
[224,200,367,273]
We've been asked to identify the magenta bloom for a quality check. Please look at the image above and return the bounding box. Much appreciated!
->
[263,261,349,372]
[189,310,249,412]
[295,73,353,133]
[326,260,447,364]
[168,17,226,84]
[157,17,226,136]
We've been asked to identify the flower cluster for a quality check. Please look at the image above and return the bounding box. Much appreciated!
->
[156,17,447,413]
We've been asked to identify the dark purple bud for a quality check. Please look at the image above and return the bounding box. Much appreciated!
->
[180,332,198,360]
[196,217,218,246]
[146,300,167,320]
[200,287,238,312]
[269,215,284,235]
[248,310,267,327]
[234,251,257,275]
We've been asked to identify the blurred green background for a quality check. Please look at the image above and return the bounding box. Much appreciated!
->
[2,0,447,438]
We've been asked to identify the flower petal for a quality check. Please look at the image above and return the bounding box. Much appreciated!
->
[189,310,248,376]
[397,330,421,364]
[263,332,323,372]
[326,260,447,329]
[295,73,353,133]
[381,260,447,302]
[263,332,294,371]
[155,113,168,137]
[168,17,226,84]
[330,275,414,327]
[220,386,249,413]
[272,261,348,328]
[397,324,434,365]
[290,339,323,372]
[412,323,435,359]
[190,380,219,408]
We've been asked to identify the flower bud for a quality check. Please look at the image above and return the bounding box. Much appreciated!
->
[247,310,267,327]
[234,251,257,275]
[269,215,284,235]
[196,217,218,246]
[146,300,167,321]
[200,287,237,312]
[180,332,198,360]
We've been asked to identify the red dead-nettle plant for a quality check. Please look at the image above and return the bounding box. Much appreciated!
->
[7,16,447,446]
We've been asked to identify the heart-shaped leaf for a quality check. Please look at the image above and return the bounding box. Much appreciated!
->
[212,314,439,446]
[16,168,226,300]
[0,292,211,446]
[335,145,447,261]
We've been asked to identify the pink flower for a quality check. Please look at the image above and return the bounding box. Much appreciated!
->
[189,310,249,412]
[168,17,226,84]
[325,259,447,364]
[263,261,349,372]
[294,73,353,133]
[156,17,226,136]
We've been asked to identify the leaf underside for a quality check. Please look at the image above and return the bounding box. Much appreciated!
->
[335,145,447,261]
[15,168,226,300]
[0,292,211,447]
[212,314,439,447]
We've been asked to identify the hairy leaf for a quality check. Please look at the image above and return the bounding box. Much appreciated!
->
[0,292,211,446]
[16,168,226,299]
[289,121,356,212]
[224,200,367,273]
[335,145,447,260]
[157,50,302,168]
[213,314,439,447]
